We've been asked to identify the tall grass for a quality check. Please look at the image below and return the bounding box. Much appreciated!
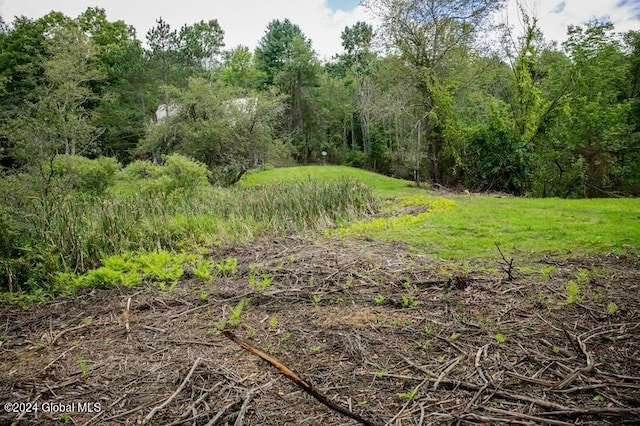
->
[1,176,377,292]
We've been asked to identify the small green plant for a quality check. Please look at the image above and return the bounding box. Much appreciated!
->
[268,316,278,329]
[199,291,208,302]
[357,400,368,407]
[282,331,292,341]
[417,340,431,351]
[215,257,238,275]
[374,294,385,306]
[375,370,388,379]
[437,354,446,363]
[450,332,460,340]
[310,345,321,354]
[58,413,71,422]
[206,328,216,336]
[401,294,420,308]
[494,333,506,344]
[424,326,434,336]
[249,274,274,292]
[82,316,93,326]
[397,389,418,401]
[566,280,582,305]
[552,346,561,354]
[311,294,322,305]
[345,277,354,288]
[229,298,249,326]
[576,268,590,284]
[540,265,557,280]
[194,261,213,281]
[77,356,88,377]
[606,301,618,315]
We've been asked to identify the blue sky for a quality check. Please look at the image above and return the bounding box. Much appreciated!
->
[327,0,362,11]
[0,0,638,59]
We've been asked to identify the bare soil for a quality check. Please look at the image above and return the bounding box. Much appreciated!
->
[1,237,639,425]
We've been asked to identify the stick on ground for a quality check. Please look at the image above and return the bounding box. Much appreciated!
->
[222,330,381,426]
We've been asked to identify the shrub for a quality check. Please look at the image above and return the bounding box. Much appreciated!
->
[50,155,121,195]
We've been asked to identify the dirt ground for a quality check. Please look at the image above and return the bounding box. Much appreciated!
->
[1,237,639,425]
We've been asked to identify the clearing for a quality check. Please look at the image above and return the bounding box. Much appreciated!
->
[1,166,639,425]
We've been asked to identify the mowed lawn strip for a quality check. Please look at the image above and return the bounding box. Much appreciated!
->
[363,196,640,258]
[241,165,640,259]
[241,165,421,197]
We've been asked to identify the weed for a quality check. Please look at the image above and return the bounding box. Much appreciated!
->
[417,341,431,351]
[229,298,249,326]
[76,356,88,377]
[437,355,446,363]
[552,346,561,354]
[199,291,208,302]
[494,333,506,344]
[282,331,292,341]
[540,265,557,279]
[311,294,322,305]
[268,316,278,329]
[215,257,238,276]
[566,280,582,305]
[310,345,321,354]
[606,302,619,315]
[397,389,418,401]
[450,332,460,341]
[401,294,420,308]
[375,370,388,379]
[194,261,213,281]
[576,268,590,285]
[374,294,385,306]
[249,274,274,293]
[82,316,93,326]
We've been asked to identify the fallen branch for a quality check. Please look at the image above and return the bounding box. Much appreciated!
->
[222,330,380,426]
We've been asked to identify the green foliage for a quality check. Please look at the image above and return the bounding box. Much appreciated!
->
[397,389,418,401]
[494,333,506,344]
[565,280,582,305]
[50,155,121,195]
[214,257,238,275]
[229,298,249,326]
[248,273,274,293]
[374,294,385,306]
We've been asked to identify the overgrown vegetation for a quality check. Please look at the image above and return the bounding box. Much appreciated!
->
[0,156,376,295]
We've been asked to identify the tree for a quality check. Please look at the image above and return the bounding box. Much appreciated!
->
[220,45,264,93]
[4,24,105,165]
[255,19,307,87]
[365,0,506,183]
[179,19,225,71]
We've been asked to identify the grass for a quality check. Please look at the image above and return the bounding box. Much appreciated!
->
[241,165,421,197]
[350,196,640,258]
[245,165,640,259]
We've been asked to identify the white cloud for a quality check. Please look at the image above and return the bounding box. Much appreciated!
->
[501,0,640,46]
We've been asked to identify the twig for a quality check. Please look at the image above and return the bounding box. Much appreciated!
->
[203,398,242,426]
[124,296,131,333]
[143,357,202,424]
[385,375,430,426]
[222,330,380,426]
[483,406,574,425]
[433,355,464,390]
[494,242,515,281]
[234,391,254,426]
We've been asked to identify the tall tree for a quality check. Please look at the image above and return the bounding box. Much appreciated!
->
[365,0,506,183]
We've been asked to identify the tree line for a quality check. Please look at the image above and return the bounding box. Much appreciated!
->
[1,1,638,196]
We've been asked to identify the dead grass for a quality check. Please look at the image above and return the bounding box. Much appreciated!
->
[1,238,639,425]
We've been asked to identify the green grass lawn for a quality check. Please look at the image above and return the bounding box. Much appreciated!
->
[241,165,423,197]
[242,165,640,259]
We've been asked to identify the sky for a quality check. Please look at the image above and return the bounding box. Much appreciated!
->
[0,0,638,59]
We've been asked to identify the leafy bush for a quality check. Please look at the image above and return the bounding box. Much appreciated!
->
[50,155,121,195]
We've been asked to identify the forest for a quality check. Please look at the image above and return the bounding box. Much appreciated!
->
[0,1,638,197]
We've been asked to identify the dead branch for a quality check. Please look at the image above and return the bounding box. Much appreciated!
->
[222,330,381,426]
